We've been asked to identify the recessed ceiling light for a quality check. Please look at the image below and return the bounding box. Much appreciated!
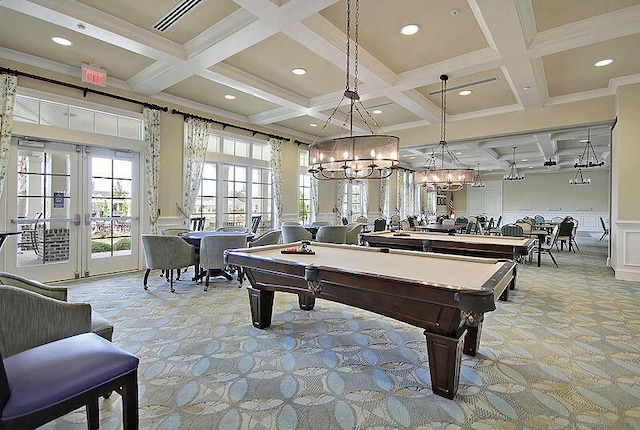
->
[400,24,419,36]
[456,152,462,155]
[372,109,382,115]
[224,94,236,100]
[409,156,415,159]
[292,68,307,75]
[523,86,530,91]
[52,37,72,46]
[521,159,528,162]
[528,166,533,169]
[594,59,613,67]
[580,139,589,143]
[458,90,472,96]
[309,123,318,127]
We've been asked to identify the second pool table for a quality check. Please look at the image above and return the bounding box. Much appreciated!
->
[360,230,535,261]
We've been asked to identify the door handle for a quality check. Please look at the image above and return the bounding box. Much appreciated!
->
[85,213,92,225]
[73,213,81,226]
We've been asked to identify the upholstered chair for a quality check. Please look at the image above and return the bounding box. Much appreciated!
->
[281,225,312,243]
[0,272,113,358]
[0,333,139,429]
[345,223,363,245]
[501,224,524,237]
[199,234,248,290]
[315,225,348,244]
[249,229,281,247]
[281,221,301,226]
[162,227,189,236]
[373,218,387,232]
[310,221,331,226]
[141,234,197,292]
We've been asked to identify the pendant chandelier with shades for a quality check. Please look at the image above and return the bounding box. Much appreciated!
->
[504,146,525,181]
[416,74,474,191]
[471,162,486,187]
[569,168,591,185]
[574,129,604,169]
[308,0,399,181]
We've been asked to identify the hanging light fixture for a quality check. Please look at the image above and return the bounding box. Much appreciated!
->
[569,168,591,185]
[504,146,524,181]
[471,162,485,187]
[574,129,604,168]
[308,0,399,181]
[416,74,474,191]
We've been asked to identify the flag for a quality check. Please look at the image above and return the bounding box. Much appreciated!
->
[448,197,455,214]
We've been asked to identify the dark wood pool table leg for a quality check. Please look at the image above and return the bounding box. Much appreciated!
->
[424,329,466,399]
[298,294,315,310]
[463,323,482,356]
[247,287,274,329]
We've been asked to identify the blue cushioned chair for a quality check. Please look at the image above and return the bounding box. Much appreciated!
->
[0,333,139,430]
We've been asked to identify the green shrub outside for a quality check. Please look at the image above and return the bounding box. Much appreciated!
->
[114,238,131,251]
[91,241,112,253]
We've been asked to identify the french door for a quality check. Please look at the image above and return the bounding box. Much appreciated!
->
[5,138,140,282]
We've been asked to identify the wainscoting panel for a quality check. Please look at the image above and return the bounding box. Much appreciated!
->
[614,220,640,281]
[502,211,608,232]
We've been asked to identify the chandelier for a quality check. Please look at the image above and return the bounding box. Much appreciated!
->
[569,168,591,185]
[471,162,486,187]
[416,75,474,191]
[308,0,399,181]
[574,129,604,169]
[504,146,524,181]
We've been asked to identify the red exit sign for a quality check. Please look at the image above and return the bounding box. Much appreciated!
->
[81,63,107,87]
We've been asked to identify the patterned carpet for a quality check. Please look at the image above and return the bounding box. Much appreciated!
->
[40,236,640,430]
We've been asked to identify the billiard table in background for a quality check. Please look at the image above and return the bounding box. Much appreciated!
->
[361,230,535,261]
[225,242,517,399]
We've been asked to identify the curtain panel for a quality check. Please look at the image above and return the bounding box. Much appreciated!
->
[0,74,17,199]
[311,176,319,222]
[269,138,284,226]
[182,117,211,220]
[379,177,388,218]
[335,180,346,224]
[143,107,161,234]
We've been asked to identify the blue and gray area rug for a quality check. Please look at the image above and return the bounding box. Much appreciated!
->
[44,238,640,429]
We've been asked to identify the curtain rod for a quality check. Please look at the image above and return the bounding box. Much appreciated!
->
[1,67,168,111]
[171,108,305,144]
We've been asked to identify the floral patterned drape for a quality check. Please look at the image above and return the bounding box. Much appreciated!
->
[143,107,161,234]
[182,117,211,220]
[269,138,284,226]
[361,180,368,219]
[396,170,418,219]
[335,180,346,223]
[379,177,388,217]
[0,74,17,200]
[311,176,319,222]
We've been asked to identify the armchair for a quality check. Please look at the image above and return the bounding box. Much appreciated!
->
[249,229,281,247]
[199,234,248,290]
[0,272,113,359]
[141,235,197,292]
[345,223,363,245]
[281,225,312,243]
[316,225,348,244]
[0,333,138,429]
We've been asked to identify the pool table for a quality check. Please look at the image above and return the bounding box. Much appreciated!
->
[361,230,535,261]
[225,242,517,399]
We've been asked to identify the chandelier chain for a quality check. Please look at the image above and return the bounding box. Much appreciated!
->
[345,0,351,93]
[440,77,446,144]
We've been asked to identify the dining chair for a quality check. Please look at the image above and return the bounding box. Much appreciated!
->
[140,235,197,292]
[539,225,560,267]
[501,224,524,237]
[217,226,248,232]
[345,223,363,245]
[250,215,262,234]
[556,219,576,252]
[281,225,313,243]
[189,217,205,231]
[373,218,387,232]
[0,332,139,430]
[199,234,247,290]
[534,215,545,224]
[599,216,609,241]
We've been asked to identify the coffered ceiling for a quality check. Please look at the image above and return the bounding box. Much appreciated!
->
[1,0,639,175]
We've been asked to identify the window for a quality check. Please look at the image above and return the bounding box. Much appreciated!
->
[13,94,143,140]
[298,149,312,223]
[342,180,366,221]
[193,132,274,231]
[192,163,217,230]
[299,174,311,223]
[222,165,247,226]
[252,168,272,233]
